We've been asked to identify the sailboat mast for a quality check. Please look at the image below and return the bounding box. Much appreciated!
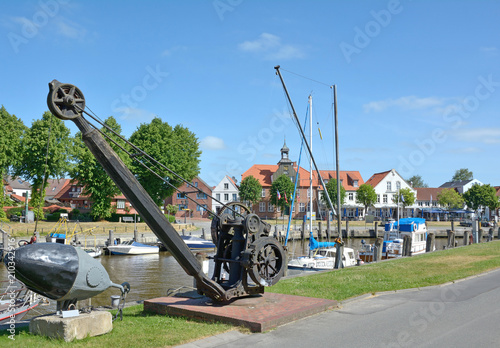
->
[333,85,342,239]
[309,95,313,236]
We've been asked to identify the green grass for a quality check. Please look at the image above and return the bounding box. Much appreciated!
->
[0,305,234,347]
[2,241,500,346]
[270,241,500,301]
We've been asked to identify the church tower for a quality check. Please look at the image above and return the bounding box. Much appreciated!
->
[274,140,297,183]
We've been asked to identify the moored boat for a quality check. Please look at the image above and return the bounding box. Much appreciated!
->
[359,217,428,262]
[106,240,159,255]
[0,280,40,325]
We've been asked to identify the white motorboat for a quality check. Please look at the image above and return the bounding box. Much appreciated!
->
[288,245,358,270]
[107,240,159,255]
[359,217,428,262]
[0,280,40,325]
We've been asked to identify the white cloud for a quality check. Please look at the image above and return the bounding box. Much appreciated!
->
[162,45,187,57]
[115,107,156,122]
[238,33,305,60]
[480,46,498,54]
[363,96,450,113]
[55,18,87,39]
[200,136,226,150]
[453,128,500,144]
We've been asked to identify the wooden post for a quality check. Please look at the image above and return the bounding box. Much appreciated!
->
[426,232,435,252]
[374,237,383,262]
[182,229,185,236]
[498,227,500,240]
[202,228,206,240]
[318,221,322,240]
[274,225,278,238]
[334,243,344,269]
[451,219,455,231]
[326,216,331,239]
[301,220,305,241]
[134,229,138,241]
[447,230,455,248]
[346,220,349,238]
[478,229,483,243]
[374,222,378,238]
[463,231,470,246]
[108,229,114,246]
[403,235,412,256]
[488,228,493,242]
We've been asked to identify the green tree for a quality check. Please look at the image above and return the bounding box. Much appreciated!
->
[392,188,416,209]
[407,175,428,188]
[0,106,27,219]
[14,112,72,219]
[239,175,262,209]
[463,184,499,218]
[270,174,294,214]
[452,168,473,182]
[355,184,377,216]
[129,118,201,206]
[71,116,130,220]
[321,179,346,216]
[437,188,464,211]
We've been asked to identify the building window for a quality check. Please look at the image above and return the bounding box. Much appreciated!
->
[383,194,388,203]
[177,193,186,199]
[299,203,305,212]
[261,188,266,197]
[232,193,237,201]
[117,200,125,209]
[307,188,311,198]
[387,182,392,191]
[194,182,198,188]
[418,202,423,206]
[224,183,229,190]
[348,193,354,201]
[224,193,229,201]
[259,202,266,212]
[196,193,207,199]
[377,194,380,203]
[425,202,430,206]
[216,193,220,201]
[353,180,359,187]
[396,181,401,190]
[268,203,274,212]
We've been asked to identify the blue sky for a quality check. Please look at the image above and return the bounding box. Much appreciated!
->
[1,0,499,188]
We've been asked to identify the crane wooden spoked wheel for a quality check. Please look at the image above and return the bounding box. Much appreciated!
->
[47,80,86,120]
[248,237,286,286]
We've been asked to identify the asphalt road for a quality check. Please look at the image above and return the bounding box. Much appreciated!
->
[178,268,500,348]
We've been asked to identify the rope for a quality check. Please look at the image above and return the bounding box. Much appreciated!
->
[73,105,243,219]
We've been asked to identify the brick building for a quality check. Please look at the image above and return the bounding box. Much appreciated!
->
[163,176,213,220]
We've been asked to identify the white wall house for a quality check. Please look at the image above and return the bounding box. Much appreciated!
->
[365,169,417,219]
[212,176,239,213]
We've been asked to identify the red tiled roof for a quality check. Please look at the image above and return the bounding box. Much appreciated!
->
[365,170,392,188]
[10,194,26,203]
[242,165,363,191]
[415,187,445,201]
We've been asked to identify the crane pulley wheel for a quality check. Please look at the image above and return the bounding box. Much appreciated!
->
[47,79,86,120]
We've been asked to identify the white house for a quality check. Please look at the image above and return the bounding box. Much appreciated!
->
[365,169,417,219]
[439,179,483,194]
[212,176,239,213]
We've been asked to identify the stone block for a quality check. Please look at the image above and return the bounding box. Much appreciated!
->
[30,310,112,342]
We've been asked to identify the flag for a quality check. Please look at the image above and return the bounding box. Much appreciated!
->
[401,194,405,203]
[430,194,433,203]
[277,190,281,200]
[284,192,288,203]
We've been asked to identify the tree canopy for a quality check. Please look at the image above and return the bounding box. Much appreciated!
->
[0,106,27,219]
[239,175,262,208]
[452,168,473,182]
[407,175,428,188]
[392,187,416,209]
[437,188,464,211]
[129,117,201,206]
[321,179,346,215]
[355,183,377,215]
[463,184,499,215]
[71,116,130,220]
[14,111,72,219]
[270,174,294,213]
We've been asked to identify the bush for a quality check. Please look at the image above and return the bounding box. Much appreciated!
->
[165,214,175,223]
[6,207,24,218]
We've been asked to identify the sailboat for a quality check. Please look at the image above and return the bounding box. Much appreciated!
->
[284,94,357,270]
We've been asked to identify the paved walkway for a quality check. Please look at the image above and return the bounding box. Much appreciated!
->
[177,268,500,348]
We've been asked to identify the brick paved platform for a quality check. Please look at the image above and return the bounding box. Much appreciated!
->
[143,292,338,332]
